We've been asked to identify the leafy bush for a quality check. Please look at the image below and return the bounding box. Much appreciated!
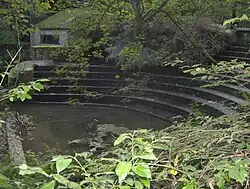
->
[6,79,49,102]
[0,111,249,189]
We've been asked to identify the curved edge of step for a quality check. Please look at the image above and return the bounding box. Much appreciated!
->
[32,93,193,116]
[24,101,173,123]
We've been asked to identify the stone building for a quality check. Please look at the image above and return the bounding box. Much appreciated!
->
[30,9,84,59]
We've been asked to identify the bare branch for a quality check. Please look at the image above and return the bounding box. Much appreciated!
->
[0,47,23,87]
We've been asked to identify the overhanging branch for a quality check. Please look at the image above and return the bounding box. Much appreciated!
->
[142,0,170,22]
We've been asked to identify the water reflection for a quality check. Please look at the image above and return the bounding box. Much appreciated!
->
[13,104,168,153]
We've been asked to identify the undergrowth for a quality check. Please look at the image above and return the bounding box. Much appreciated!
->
[0,111,249,189]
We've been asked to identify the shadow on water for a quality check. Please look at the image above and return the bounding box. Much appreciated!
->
[12,104,168,153]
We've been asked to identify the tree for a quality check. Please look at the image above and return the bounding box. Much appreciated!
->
[0,0,51,44]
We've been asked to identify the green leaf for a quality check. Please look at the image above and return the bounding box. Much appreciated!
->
[182,182,197,189]
[216,172,225,189]
[182,165,196,172]
[18,91,27,101]
[9,96,14,102]
[169,169,178,176]
[32,82,44,91]
[25,93,32,100]
[36,79,50,82]
[134,181,143,189]
[22,85,31,93]
[138,152,157,160]
[19,164,48,177]
[132,164,151,179]
[119,186,131,189]
[56,158,72,173]
[151,144,169,150]
[75,152,89,158]
[52,174,69,186]
[139,177,150,188]
[115,75,121,79]
[228,167,248,185]
[115,161,132,183]
[201,75,207,80]
[124,178,134,186]
[40,180,56,189]
[0,173,9,188]
[114,133,130,146]
[68,181,81,189]
[51,155,71,162]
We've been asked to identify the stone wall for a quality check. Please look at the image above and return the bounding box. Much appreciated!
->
[30,29,69,46]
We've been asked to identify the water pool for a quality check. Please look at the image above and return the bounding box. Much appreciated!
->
[13,104,168,153]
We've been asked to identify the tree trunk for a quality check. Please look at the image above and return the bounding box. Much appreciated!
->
[132,0,142,38]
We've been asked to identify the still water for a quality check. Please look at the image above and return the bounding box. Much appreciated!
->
[13,104,168,153]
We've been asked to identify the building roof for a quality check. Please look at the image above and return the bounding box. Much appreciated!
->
[36,9,85,29]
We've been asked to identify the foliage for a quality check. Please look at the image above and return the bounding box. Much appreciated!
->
[32,0,235,70]
[0,111,247,189]
[0,1,249,189]
[168,59,250,107]
[0,48,49,102]
[4,79,49,102]
[181,59,250,87]
[0,0,239,70]
[0,0,51,42]
[223,14,250,26]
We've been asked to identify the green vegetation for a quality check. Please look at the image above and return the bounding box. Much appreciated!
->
[0,48,48,103]
[36,9,86,29]
[0,0,249,189]
[0,112,249,188]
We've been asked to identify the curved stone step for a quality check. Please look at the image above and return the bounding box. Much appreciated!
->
[45,78,131,87]
[45,77,249,96]
[115,88,237,116]
[44,84,248,107]
[43,85,240,116]
[24,101,172,123]
[34,64,120,72]
[34,71,123,79]
[215,55,250,62]
[227,45,250,52]
[43,77,249,101]
[146,82,249,105]
[32,93,193,117]
[144,74,250,93]
[219,51,250,58]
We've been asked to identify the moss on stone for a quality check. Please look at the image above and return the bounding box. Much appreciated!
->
[37,9,85,29]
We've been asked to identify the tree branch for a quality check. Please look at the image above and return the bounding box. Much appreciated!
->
[142,0,170,22]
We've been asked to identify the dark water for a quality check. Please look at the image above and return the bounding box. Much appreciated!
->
[13,104,168,153]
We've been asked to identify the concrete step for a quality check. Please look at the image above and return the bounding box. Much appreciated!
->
[34,71,123,79]
[146,83,249,105]
[44,84,248,107]
[145,74,250,89]
[115,88,237,116]
[227,45,250,52]
[219,51,250,58]
[45,78,131,87]
[215,55,250,62]
[24,101,172,123]
[42,85,240,116]
[34,64,120,72]
[43,77,249,100]
[32,93,193,117]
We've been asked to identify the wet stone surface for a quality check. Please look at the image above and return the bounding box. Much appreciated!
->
[12,104,168,153]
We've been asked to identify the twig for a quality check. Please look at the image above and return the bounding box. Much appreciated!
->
[0,47,23,87]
